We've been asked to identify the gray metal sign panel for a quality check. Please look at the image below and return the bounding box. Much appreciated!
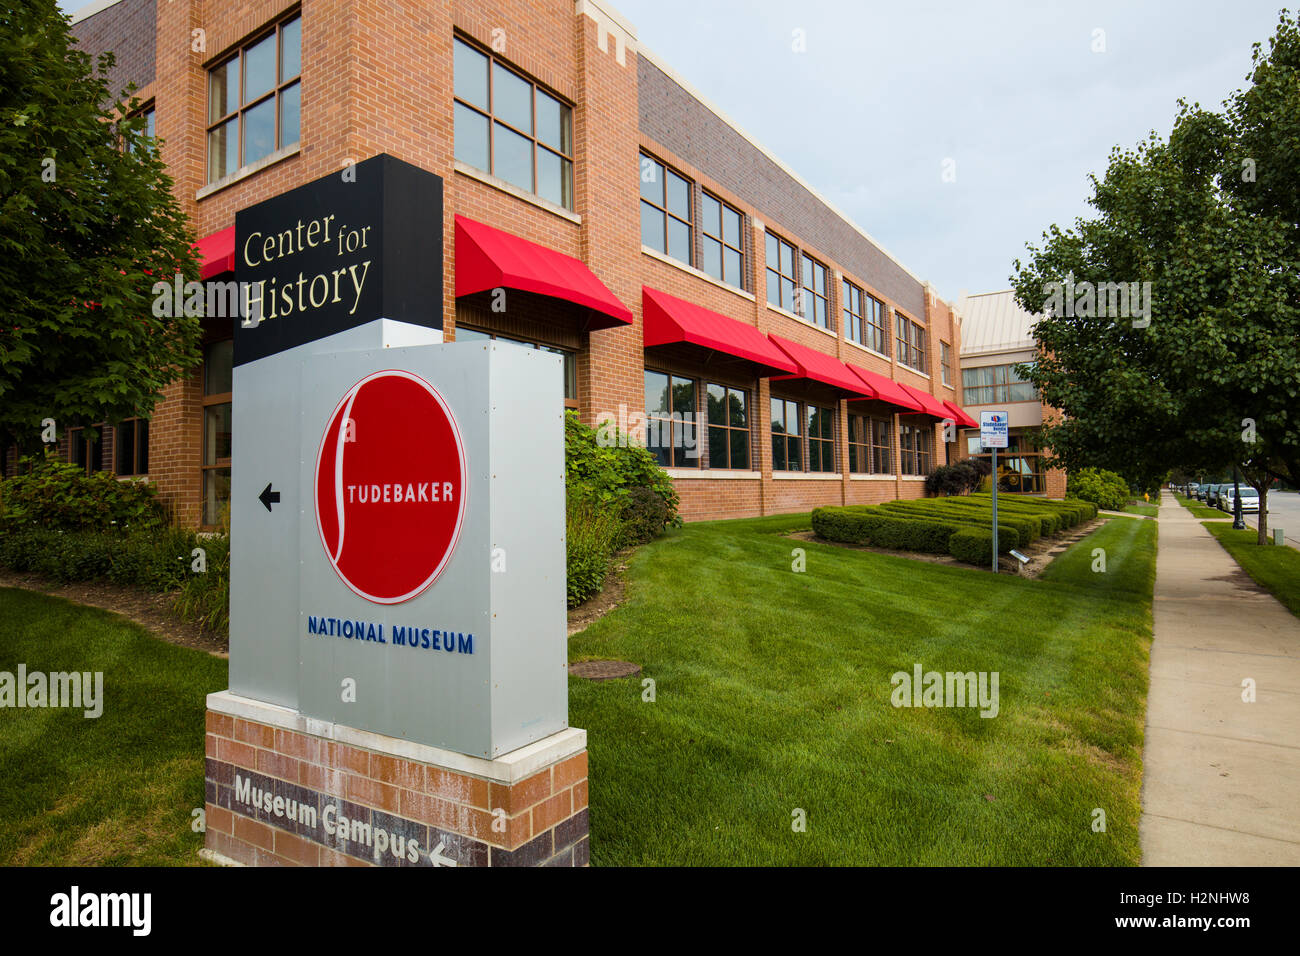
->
[230,325,566,758]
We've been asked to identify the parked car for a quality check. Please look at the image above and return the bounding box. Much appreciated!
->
[1188,482,1201,499]
[1204,483,1219,506]
[1209,483,1227,507]
[1236,488,1261,513]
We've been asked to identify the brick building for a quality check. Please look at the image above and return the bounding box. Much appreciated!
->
[54,0,978,526]
[953,290,1067,497]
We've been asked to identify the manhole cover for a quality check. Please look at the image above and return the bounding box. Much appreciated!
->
[569,660,641,681]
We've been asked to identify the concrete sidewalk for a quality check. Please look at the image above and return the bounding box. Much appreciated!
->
[1140,490,1300,865]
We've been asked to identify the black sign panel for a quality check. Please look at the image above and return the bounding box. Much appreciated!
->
[233,154,443,366]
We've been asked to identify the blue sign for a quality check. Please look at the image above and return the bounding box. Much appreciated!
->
[980,411,1009,449]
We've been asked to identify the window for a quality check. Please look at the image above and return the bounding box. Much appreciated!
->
[848,413,892,474]
[640,155,692,265]
[899,423,932,476]
[941,342,953,387]
[765,232,798,313]
[706,384,750,470]
[844,281,888,355]
[645,371,698,467]
[455,37,574,210]
[67,427,105,476]
[800,255,830,329]
[455,327,577,405]
[207,14,301,183]
[770,398,801,471]
[115,419,150,476]
[962,364,1037,405]
[895,312,925,371]
[699,192,744,289]
[806,404,835,471]
[203,340,234,527]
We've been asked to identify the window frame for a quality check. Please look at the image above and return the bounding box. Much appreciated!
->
[895,312,926,372]
[898,422,932,475]
[201,340,234,528]
[639,154,693,266]
[765,232,799,313]
[848,412,893,474]
[114,418,150,477]
[699,191,745,290]
[799,254,830,330]
[645,369,700,468]
[806,403,836,472]
[205,12,302,184]
[455,35,575,210]
[770,397,803,472]
[705,383,751,471]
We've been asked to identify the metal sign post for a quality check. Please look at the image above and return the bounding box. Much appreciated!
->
[980,411,1010,573]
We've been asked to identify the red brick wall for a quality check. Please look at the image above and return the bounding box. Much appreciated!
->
[70,0,970,526]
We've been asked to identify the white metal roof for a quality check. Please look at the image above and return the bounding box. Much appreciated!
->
[956,289,1041,357]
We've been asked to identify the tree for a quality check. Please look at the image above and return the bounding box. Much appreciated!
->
[0,1,201,464]
[1011,11,1300,544]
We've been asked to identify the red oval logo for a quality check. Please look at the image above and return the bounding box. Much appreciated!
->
[315,370,467,604]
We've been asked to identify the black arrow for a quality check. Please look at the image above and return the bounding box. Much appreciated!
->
[259,483,281,512]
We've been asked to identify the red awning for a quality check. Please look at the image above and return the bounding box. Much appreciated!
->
[195,226,236,279]
[943,400,978,429]
[642,287,796,376]
[846,364,924,412]
[899,383,955,420]
[454,215,632,329]
[767,334,872,395]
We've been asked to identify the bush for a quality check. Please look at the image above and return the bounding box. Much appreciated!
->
[566,497,623,607]
[1066,467,1129,512]
[0,525,200,591]
[812,506,965,554]
[924,461,983,496]
[0,451,166,532]
[619,485,670,547]
[566,412,679,529]
[949,528,997,565]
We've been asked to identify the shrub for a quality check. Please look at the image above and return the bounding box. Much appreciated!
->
[950,528,997,565]
[924,461,983,496]
[619,485,670,547]
[1066,467,1129,512]
[812,506,965,554]
[566,497,623,608]
[0,451,166,532]
[0,525,199,592]
[565,411,679,530]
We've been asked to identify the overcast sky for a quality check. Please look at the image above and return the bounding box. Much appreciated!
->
[614,0,1287,303]
[62,0,1287,303]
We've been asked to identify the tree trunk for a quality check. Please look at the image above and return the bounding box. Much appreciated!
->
[1258,484,1269,545]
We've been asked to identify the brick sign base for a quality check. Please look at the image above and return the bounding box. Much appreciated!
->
[204,691,588,867]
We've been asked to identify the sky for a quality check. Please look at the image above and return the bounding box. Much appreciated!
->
[612,0,1287,304]
[60,0,1288,304]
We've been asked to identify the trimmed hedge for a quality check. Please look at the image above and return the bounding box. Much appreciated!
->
[0,526,201,591]
[811,506,959,554]
[949,528,998,565]
[878,500,1035,545]
[813,492,1096,565]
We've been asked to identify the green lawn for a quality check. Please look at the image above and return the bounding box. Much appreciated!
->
[1204,523,1300,619]
[1124,502,1158,518]
[570,514,1156,865]
[0,512,1157,867]
[1174,492,1227,520]
[0,588,227,865]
